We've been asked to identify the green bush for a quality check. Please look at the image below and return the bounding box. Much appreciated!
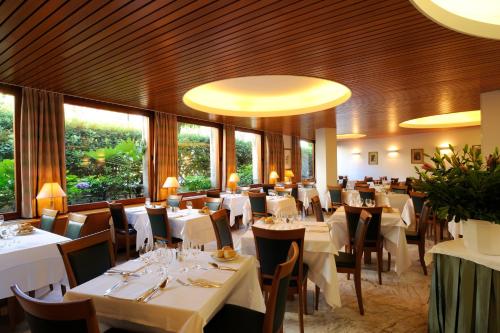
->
[0,159,15,212]
[180,175,212,192]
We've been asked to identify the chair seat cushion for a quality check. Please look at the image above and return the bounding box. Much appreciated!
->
[116,224,137,235]
[204,304,264,333]
[334,251,355,268]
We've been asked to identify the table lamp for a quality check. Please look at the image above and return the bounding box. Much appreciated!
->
[163,177,180,195]
[36,182,66,209]
[284,169,294,183]
[227,173,240,193]
[269,171,279,184]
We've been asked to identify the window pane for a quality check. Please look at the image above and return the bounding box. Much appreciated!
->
[64,104,148,204]
[300,140,314,179]
[178,123,219,192]
[0,93,15,213]
[235,131,261,186]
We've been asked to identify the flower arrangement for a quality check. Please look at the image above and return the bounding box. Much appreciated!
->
[414,145,500,224]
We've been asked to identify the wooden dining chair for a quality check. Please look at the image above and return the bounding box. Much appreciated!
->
[409,191,427,220]
[209,209,234,249]
[261,184,274,195]
[390,184,408,194]
[364,176,373,182]
[311,195,324,222]
[57,230,115,289]
[38,208,60,233]
[248,192,268,222]
[79,212,111,237]
[204,197,223,211]
[341,178,348,189]
[204,242,299,333]
[10,284,100,333]
[108,202,137,260]
[406,201,431,275]
[146,206,182,248]
[358,188,375,201]
[334,210,372,315]
[206,189,221,198]
[248,187,263,193]
[64,213,87,240]
[252,227,307,333]
[390,178,399,184]
[327,185,343,211]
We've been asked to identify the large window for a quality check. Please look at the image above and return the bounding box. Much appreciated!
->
[64,104,149,205]
[301,140,314,179]
[178,122,219,192]
[0,92,15,213]
[235,130,261,186]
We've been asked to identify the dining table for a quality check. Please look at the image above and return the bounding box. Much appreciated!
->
[220,193,249,226]
[239,220,341,308]
[125,206,216,250]
[297,187,320,209]
[64,250,265,333]
[0,227,69,298]
[328,206,411,274]
[242,195,298,225]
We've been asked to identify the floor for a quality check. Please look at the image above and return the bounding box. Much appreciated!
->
[2,219,432,333]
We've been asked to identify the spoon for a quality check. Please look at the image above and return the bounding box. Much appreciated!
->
[209,262,238,272]
[142,276,171,303]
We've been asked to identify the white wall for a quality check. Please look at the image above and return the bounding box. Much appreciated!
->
[337,127,481,180]
[481,90,500,154]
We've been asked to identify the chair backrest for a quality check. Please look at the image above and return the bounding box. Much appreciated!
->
[311,195,324,222]
[10,285,100,333]
[250,183,263,188]
[204,197,223,211]
[303,182,315,189]
[65,213,87,240]
[167,195,183,208]
[418,201,431,239]
[410,191,427,215]
[358,188,375,201]
[248,187,263,193]
[57,230,115,288]
[252,226,305,286]
[390,177,399,184]
[248,192,267,215]
[79,212,111,238]
[275,189,291,197]
[344,205,364,243]
[380,176,387,181]
[262,242,299,333]
[341,178,348,189]
[390,184,408,194]
[364,176,373,182]
[360,206,383,243]
[262,184,274,195]
[209,209,234,249]
[40,208,59,232]
[353,211,372,264]
[328,185,342,204]
[108,202,128,231]
[146,206,171,243]
[284,183,299,200]
[206,189,221,198]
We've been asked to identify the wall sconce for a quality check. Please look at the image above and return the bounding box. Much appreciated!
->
[387,146,399,153]
[352,150,361,156]
[438,143,452,155]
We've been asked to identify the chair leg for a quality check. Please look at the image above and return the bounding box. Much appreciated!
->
[354,271,364,315]
[60,284,66,296]
[125,236,130,260]
[298,283,305,333]
[303,279,309,315]
[377,247,383,285]
[315,285,320,311]
[418,243,428,275]
[387,251,391,271]
[49,284,53,292]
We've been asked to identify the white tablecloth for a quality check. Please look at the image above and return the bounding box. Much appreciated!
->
[240,221,341,308]
[0,228,69,298]
[221,193,249,226]
[328,206,411,274]
[425,238,500,271]
[298,187,320,209]
[242,196,298,225]
[64,252,265,333]
[126,207,216,250]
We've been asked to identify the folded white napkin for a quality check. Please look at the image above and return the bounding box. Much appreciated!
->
[112,260,146,273]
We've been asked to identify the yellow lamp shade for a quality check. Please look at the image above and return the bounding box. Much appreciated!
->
[162,177,180,188]
[269,171,279,184]
[285,170,294,178]
[36,182,66,199]
[228,173,240,183]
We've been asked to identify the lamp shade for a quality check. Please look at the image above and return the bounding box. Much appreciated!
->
[228,173,240,183]
[36,182,66,199]
[163,177,180,188]
[285,170,294,178]
[269,171,279,179]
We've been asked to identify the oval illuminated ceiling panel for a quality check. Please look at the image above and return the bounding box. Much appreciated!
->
[183,75,351,117]
[399,110,481,129]
[411,0,500,40]
[337,133,366,140]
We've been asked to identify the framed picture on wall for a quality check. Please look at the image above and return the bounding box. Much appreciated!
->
[368,151,378,165]
[411,148,424,164]
[284,149,292,169]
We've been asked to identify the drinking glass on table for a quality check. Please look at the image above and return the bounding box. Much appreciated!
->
[186,201,193,213]
[145,197,151,207]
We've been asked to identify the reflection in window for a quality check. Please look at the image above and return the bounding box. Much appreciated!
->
[64,104,148,204]
[0,93,15,213]
[301,140,314,179]
[178,122,219,192]
[235,131,261,186]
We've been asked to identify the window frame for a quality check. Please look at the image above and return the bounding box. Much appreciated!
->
[0,84,21,219]
[234,127,264,185]
[300,138,315,180]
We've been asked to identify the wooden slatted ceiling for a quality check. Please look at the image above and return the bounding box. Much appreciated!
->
[1,0,499,140]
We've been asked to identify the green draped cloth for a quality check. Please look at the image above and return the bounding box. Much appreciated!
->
[429,254,500,333]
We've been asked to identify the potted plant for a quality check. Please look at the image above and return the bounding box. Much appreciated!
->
[414,144,500,255]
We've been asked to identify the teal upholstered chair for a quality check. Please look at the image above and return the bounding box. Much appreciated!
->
[10,285,100,333]
[328,185,343,211]
[209,209,233,250]
[410,191,427,219]
[64,213,87,240]
[167,195,182,209]
[248,192,268,222]
[39,208,59,232]
[334,210,372,315]
[358,188,375,202]
[391,184,408,194]
[204,242,299,333]
[252,227,307,332]
[57,230,115,288]
[146,206,182,247]
[204,197,222,211]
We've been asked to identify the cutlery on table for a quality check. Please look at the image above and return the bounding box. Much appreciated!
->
[209,262,238,272]
[104,275,130,296]
[176,278,220,288]
[142,276,171,303]
[135,276,168,302]
[188,278,222,288]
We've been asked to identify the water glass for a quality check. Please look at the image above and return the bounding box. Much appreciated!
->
[145,197,151,207]
[186,201,193,212]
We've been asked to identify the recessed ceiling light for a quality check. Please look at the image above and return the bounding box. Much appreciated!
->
[337,133,366,140]
[183,75,351,117]
[399,110,481,129]
[411,0,500,40]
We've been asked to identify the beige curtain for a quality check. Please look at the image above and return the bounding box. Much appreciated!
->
[222,125,236,189]
[291,136,302,182]
[152,112,178,201]
[20,88,66,218]
[264,132,284,183]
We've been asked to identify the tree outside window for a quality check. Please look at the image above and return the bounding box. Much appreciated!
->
[301,140,314,179]
[0,93,15,213]
[235,131,261,186]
